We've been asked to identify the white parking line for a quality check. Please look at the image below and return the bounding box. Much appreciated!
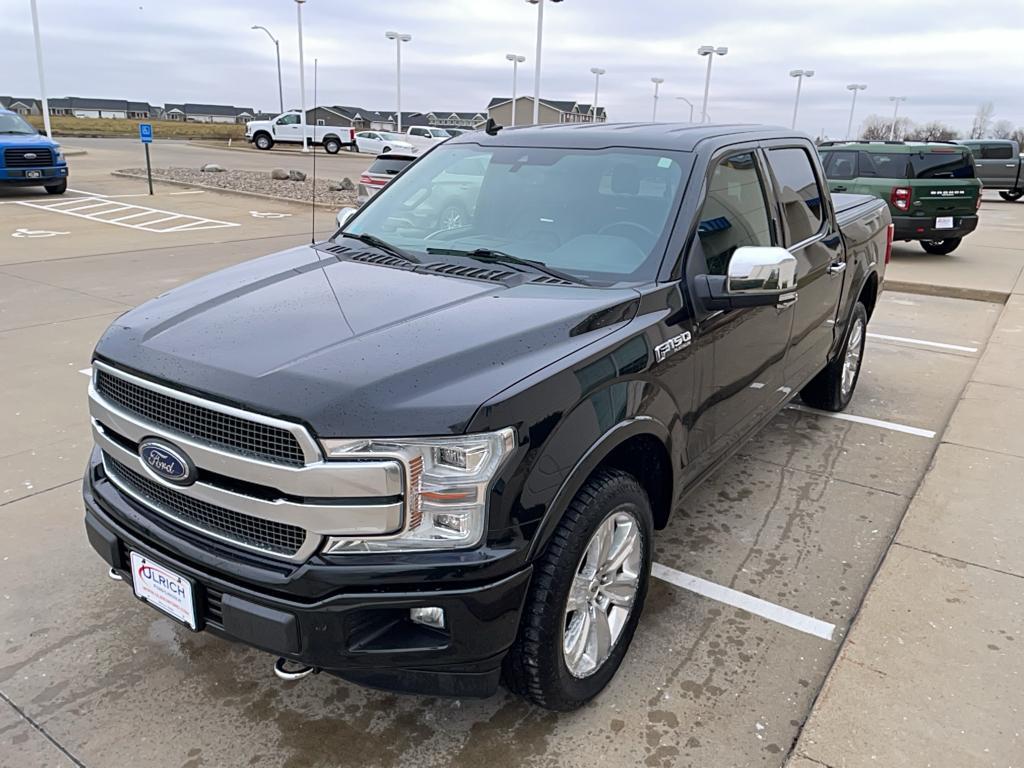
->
[787,403,936,438]
[14,196,239,233]
[652,562,836,641]
[868,332,978,353]
[79,367,92,376]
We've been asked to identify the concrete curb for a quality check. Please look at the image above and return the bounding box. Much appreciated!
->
[61,147,88,157]
[109,171,346,210]
[187,140,374,158]
[883,279,1008,305]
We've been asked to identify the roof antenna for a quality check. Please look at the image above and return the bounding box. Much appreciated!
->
[310,57,318,244]
[485,117,503,136]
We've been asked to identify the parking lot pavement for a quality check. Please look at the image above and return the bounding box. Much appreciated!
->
[0,166,1020,767]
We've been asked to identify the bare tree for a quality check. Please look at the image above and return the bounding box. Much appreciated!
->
[969,101,994,139]
[860,114,912,141]
[990,119,1015,139]
[906,121,960,142]
[1011,127,1024,147]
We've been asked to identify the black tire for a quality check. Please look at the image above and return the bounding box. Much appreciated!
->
[999,190,1023,202]
[254,133,273,151]
[920,237,961,255]
[503,468,653,711]
[323,137,341,154]
[44,179,67,195]
[382,145,392,153]
[800,301,868,412]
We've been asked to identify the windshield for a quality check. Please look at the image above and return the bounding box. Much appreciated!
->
[0,113,38,135]
[429,128,451,138]
[378,132,405,141]
[342,144,691,283]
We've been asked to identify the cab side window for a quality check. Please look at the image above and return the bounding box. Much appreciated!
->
[982,144,1014,160]
[276,114,300,126]
[822,150,857,180]
[696,152,773,276]
[766,147,825,243]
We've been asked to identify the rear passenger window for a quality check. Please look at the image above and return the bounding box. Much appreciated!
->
[982,144,1014,160]
[822,150,857,180]
[695,152,773,276]
[767,147,824,243]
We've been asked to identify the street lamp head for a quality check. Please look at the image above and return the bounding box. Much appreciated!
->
[506,53,526,62]
[697,45,713,55]
[889,95,906,102]
[847,83,867,91]
[651,77,664,84]
[590,67,606,75]
[386,31,411,41]
[715,46,728,56]
[790,69,814,78]
[804,69,814,77]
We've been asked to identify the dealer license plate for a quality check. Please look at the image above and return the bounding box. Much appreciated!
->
[25,170,41,179]
[130,551,197,629]
[935,216,954,229]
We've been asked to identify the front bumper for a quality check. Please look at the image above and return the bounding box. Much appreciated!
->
[83,456,532,698]
[893,214,978,241]
[0,165,68,184]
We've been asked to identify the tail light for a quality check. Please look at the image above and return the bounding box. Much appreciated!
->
[359,174,380,186]
[890,187,911,212]
[976,192,983,211]
[884,222,894,265]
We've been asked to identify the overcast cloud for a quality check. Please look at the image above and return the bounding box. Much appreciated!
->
[5,0,1024,138]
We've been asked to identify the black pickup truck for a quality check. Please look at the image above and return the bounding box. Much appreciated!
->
[83,124,891,710]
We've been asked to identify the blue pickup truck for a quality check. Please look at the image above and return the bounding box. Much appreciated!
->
[0,108,68,194]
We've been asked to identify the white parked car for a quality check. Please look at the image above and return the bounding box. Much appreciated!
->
[354,131,418,156]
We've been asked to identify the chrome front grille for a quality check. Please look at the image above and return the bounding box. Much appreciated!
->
[95,367,306,466]
[104,454,307,557]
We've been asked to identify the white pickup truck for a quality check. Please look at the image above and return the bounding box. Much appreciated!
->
[245,111,356,154]
[403,125,452,149]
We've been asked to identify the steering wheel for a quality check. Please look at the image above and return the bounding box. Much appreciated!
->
[598,221,657,241]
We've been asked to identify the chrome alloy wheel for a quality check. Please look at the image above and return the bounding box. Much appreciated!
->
[563,510,642,679]
[841,316,865,398]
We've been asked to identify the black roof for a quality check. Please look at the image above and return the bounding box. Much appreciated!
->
[447,122,799,152]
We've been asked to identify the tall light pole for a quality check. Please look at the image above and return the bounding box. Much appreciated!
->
[527,0,564,125]
[386,31,412,132]
[888,96,906,140]
[676,96,695,123]
[845,83,867,139]
[30,0,52,138]
[251,25,284,114]
[294,0,309,152]
[697,45,727,123]
[590,67,605,123]
[650,77,664,122]
[789,68,814,129]
[506,53,526,126]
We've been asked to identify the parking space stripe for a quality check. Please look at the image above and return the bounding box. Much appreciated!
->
[652,562,836,641]
[79,368,92,376]
[787,403,936,438]
[15,197,239,233]
[867,332,978,353]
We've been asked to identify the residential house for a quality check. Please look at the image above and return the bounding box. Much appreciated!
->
[44,97,153,119]
[178,104,254,124]
[304,107,436,132]
[160,104,186,121]
[487,96,607,127]
[426,111,487,129]
[0,97,41,115]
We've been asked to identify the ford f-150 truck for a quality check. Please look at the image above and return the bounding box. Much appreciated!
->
[245,111,356,153]
[955,139,1023,201]
[83,123,891,710]
[0,109,68,194]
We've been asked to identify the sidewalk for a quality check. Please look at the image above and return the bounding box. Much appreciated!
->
[789,275,1024,767]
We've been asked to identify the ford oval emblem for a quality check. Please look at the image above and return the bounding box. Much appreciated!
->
[24,152,37,159]
[138,440,195,486]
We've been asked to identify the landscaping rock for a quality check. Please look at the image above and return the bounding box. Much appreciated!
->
[270,168,290,180]
[339,177,355,191]
[201,163,225,173]
[288,169,307,182]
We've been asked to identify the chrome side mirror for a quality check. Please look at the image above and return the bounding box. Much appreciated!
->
[336,206,357,229]
[726,246,797,295]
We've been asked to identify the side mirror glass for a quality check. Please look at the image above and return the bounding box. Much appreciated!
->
[694,246,797,311]
[336,207,357,229]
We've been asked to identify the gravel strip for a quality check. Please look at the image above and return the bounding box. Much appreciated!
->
[116,167,359,207]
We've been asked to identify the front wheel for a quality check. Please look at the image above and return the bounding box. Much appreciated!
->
[503,468,652,711]
[921,237,961,255]
[45,179,67,195]
[254,133,273,151]
[800,301,867,412]
[999,190,1023,202]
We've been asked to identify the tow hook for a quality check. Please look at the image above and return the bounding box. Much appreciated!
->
[273,657,320,681]
[108,568,124,581]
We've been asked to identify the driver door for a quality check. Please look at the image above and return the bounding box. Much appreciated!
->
[274,113,302,140]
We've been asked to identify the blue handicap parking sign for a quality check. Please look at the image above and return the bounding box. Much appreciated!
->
[139,123,153,143]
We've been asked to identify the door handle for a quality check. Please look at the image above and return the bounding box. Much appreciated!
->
[776,291,798,310]
[1008,164,1018,168]
[828,261,847,275]
[832,185,848,192]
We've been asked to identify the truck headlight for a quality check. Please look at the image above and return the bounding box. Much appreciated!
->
[319,427,516,553]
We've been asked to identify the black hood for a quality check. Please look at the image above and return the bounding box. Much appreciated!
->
[95,246,639,437]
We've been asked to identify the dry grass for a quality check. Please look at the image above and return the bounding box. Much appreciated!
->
[25,115,246,140]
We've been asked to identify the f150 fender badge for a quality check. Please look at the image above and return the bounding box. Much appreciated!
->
[655,331,692,363]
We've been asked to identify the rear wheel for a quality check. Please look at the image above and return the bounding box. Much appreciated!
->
[800,301,867,412]
[44,179,67,195]
[254,133,273,151]
[999,190,1023,202]
[921,237,961,255]
[503,469,652,711]
[323,137,341,154]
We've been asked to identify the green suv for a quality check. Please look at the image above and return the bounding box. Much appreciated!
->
[819,141,981,254]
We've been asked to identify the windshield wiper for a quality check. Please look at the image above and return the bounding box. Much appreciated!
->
[424,247,586,285]
[335,232,420,264]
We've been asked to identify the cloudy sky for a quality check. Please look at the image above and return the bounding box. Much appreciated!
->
[6,0,1024,138]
